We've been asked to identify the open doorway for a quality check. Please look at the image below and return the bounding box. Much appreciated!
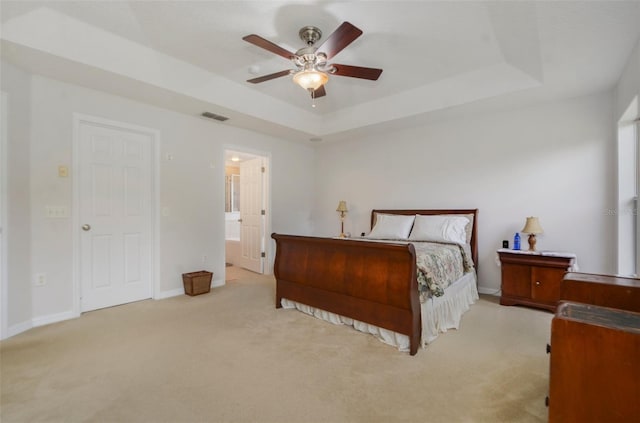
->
[224,149,269,276]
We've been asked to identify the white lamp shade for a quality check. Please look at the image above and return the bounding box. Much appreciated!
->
[521,216,543,234]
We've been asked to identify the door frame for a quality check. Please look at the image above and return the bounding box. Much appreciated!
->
[223,145,272,275]
[72,113,160,316]
[636,119,640,276]
[1,91,8,339]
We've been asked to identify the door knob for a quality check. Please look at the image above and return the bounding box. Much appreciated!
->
[82,224,91,231]
[238,219,243,223]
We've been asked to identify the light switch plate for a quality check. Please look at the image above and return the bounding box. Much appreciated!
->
[34,273,46,286]
[46,206,68,218]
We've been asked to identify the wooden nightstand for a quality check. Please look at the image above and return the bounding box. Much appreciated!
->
[498,249,576,312]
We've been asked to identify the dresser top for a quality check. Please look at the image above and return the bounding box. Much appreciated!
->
[557,301,640,332]
[497,248,576,259]
[564,272,640,288]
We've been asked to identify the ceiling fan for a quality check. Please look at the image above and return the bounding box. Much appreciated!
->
[242,22,383,103]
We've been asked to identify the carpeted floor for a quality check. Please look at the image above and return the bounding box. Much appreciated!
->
[1,267,552,422]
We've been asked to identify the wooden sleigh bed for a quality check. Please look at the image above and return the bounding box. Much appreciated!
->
[272,209,479,355]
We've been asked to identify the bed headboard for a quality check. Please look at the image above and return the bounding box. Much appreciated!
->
[371,209,479,270]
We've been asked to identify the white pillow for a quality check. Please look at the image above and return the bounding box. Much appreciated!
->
[366,214,415,240]
[408,215,470,245]
[441,213,474,244]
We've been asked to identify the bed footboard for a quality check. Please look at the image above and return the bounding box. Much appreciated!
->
[271,234,421,355]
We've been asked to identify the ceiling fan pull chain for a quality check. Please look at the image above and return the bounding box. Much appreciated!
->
[310,88,316,108]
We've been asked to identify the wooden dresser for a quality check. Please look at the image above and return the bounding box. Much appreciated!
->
[548,302,640,422]
[561,272,640,312]
[498,250,575,312]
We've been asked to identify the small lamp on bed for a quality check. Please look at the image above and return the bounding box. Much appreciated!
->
[521,216,543,251]
[336,201,348,238]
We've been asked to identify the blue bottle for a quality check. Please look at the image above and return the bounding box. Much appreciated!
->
[514,233,521,250]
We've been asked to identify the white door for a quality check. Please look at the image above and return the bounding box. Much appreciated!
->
[78,120,153,312]
[239,157,264,273]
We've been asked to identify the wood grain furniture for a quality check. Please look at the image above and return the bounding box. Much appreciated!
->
[561,272,640,312]
[272,209,478,356]
[548,302,640,422]
[498,250,575,312]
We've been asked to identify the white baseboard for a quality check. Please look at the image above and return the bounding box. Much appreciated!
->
[478,286,501,296]
[155,288,184,299]
[5,281,229,339]
[6,320,33,339]
[32,310,79,328]
[156,278,224,299]
[6,311,78,339]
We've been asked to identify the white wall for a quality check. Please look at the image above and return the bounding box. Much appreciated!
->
[615,37,640,121]
[1,61,33,336]
[2,63,315,332]
[313,92,616,293]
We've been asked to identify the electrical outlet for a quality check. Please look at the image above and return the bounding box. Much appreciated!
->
[34,273,46,287]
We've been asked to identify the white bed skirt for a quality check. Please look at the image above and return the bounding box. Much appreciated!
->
[281,271,479,352]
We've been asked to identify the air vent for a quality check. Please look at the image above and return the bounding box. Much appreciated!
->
[201,112,229,122]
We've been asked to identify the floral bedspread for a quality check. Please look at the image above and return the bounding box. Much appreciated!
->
[413,242,474,302]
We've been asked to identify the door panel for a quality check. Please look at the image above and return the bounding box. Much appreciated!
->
[79,121,152,312]
[501,263,531,298]
[239,157,264,273]
[531,267,564,303]
[124,233,142,283]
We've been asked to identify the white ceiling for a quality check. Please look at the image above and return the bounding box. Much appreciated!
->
[1,1,639,143]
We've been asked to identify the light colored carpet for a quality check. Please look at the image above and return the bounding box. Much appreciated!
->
[1,267,552,422]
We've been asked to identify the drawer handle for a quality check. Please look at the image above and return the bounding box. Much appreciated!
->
[535,281,540,286]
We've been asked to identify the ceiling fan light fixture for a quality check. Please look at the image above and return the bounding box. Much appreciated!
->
[243,22,381,101]
[293,69,328,91]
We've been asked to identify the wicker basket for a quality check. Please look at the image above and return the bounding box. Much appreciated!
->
[182,271,213,296]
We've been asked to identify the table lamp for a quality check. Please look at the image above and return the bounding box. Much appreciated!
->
[521,216,543,251]
[336,201,348,238]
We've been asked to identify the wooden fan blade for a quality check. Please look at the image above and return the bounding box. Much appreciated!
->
[312,85,326,98]
[247,70,292,84]
[331,64,383,81]
[242,34,295,60]
[315,22,363,60]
